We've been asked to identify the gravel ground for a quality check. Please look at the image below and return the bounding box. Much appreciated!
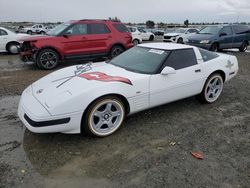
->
[0,45,250,188]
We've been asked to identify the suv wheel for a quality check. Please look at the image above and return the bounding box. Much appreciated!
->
[6,42,20,54]
[109,45,124,59]
[210,43,219,52]
[177,38,183,44]
[239,41,248,52]
[36,49,59,70]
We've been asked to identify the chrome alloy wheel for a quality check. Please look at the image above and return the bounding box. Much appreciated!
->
[205,75,223,103]
[40,52,57,69]
[88,99,125,136]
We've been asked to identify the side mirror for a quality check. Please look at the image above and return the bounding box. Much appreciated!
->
[219,32,227,37]
[161,66,176,75]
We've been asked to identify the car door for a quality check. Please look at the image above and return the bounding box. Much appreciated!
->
[138,28,148,40]
[86,23,112,55]
[232,25,249,48]
[0,29,9,51]
[60,23,90,58]
[218,26,234,49]
[149,48,204,107]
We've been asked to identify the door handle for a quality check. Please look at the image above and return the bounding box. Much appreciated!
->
[195,69,201,73]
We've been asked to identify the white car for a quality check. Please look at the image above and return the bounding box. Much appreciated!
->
[127,26,142,46]
[20,24,47,35]
[18,43,238,137]
[138,28,155,41]
[0,27,28,54]
[163,28,199,43]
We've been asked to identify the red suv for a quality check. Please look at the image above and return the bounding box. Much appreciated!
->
[20,20,133,69]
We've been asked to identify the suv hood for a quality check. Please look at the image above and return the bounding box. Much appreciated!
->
[31,62,149,115]
[188,34,214,41]
[20,35,53,42]
[164,32,182,37]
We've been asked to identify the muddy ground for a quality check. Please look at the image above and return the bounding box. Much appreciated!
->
[0,48,250,188]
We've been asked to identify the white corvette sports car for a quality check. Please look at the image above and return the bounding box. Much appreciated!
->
[18,43,238,137]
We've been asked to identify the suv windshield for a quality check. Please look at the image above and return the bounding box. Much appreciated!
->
[47,23,71,36]
[199,26,222,35]
[109,46,169,74]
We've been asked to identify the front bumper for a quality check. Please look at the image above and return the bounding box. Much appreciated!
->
[185,42,212,50]
[18,87,82,134]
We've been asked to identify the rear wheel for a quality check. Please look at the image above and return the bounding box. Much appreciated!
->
[83,96,126,137]
[197,73,224,104]
[149,35,154,41]
[132,39,140,46]
[109,45,124,59]
[27,30,32,35]
[36,49,59,70]
[210,43,219,52]
[239,41,248,52]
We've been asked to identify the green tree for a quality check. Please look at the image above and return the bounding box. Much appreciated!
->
[146,20,155,28]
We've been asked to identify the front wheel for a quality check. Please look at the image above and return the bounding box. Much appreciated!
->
[177,38,183,44]
[27,30,32,35]
[239,41,248,52]
[197,73,224,104]
[36,49,59,70]
[132,39,140,46]
[7,42,20,54]
[109,45,124,59]
[83,96,126,137]
[210,43,219,52]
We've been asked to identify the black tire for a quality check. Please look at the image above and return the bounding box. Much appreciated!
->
[109,45,125,59]
[132,39,140,46]
[6,42,20,54]
[239,41,248,52]
[36,49,59,70]
[197,73,224,104]
[82,96,126,137]
[149,35,154,41]
[27,30,32,35]
[177,37,183,44]
[210,43,219,52]
[40,31,46,35]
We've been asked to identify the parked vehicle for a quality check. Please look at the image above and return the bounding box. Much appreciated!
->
[20,24,48,35]
[0,27,28,54]
[186,24,250,52]
[19,20,133,70]
[18,43,238,137]
[163,28,199,43]
[137,28,155,41]
[151,29,165,36]
[127,26,142,45]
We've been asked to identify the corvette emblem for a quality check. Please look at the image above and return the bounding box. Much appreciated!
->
[36,89,43,94]
[79,72,133,85]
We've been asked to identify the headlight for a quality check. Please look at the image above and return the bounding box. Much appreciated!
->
[200,40,210,44]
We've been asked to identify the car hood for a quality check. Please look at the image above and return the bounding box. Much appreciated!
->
[164,33,182,37]
[187,34,214,41]
[20,35,53,42]
[31,62,149,115]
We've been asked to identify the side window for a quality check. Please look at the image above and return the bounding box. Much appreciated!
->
[0,29,8,35]
[138,28,146,33]
[188,29,198,33]
[163,49,197,70]
[113,24,129,33]
[198,48,219,62]
[220,26,233,35]
[39,25,42,28]
[128,27,136,32]
[88,23,110,34]
[233,25,249,34]
[64,24,88,35]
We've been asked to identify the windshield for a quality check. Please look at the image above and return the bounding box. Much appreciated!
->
[109,46,169,74]
[173,28,186,33]
[199,26,222,35]
[47,23,71,36]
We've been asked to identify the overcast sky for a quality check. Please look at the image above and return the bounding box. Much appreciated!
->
[1,0,250,23]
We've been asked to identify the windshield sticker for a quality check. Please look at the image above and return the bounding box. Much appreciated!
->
[149,49,165,55]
